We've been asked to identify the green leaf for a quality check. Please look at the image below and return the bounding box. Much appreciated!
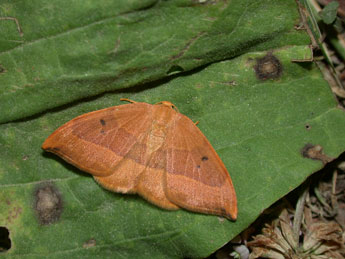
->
[1,0,345,258]
[320,1,339,25]
[0,0,308,123]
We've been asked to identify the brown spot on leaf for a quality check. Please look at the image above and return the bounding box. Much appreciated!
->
[301,144,333,164]
[254,53,282,80]
[34,182,63,225]
[0,65,6,74]
[83,238,96,248]
[6,207,22,224]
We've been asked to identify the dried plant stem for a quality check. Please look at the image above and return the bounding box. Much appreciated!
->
[293,184,309,242]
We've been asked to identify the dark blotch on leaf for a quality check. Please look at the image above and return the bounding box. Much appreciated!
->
[301,143,332,164]
[83,238,96,248]
[100,119,106,126]
[0,65,5,74]
[305,124,311,130]
[0,226,11,252]
[254,53,282,80]
[201,156,208,161]
[34,182,63,225]
[301,143,320,159]
[196,165,201,169]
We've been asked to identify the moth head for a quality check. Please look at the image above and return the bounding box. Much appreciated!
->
[156,101,180,113]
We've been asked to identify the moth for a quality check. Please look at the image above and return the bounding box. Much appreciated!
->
[42,99,237,220]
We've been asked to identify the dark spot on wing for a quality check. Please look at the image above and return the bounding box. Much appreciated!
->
[166,149,224,187]
[72,111,148,159]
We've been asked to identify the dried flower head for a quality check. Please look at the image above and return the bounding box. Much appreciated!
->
[248,209,344,259]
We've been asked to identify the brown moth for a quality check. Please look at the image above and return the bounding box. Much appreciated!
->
[42,99,237,220]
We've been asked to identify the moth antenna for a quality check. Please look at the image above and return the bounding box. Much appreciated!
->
[120,98,137,104]
[194,121,199,125]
